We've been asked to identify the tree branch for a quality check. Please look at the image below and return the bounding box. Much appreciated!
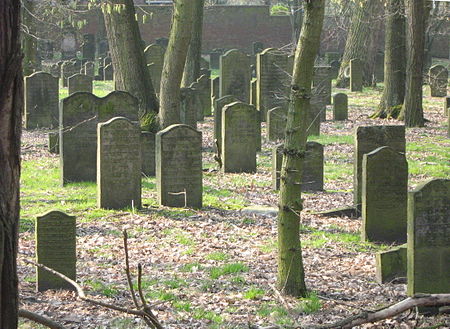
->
[19,309,67,329]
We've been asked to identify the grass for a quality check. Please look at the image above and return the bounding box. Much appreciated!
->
[209,263,249,279]
[244,287,265,300]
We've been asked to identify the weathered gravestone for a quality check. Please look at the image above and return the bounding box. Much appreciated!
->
[313,66,332,105]
[272,142,324,191]
[24,72,59,129]
[444,96,450,116]
[36,210,76,291]
[144,44,165,93]
[180,87,199,129]
[376,245,407,284]
[68,73,93,95]
[250,78,257,106]
[209,49,223,69]
[81,34,95,61]
[84,61,95,78]
[190,74,211,118]
[48,132,59,154]
[220,49,251,103]
[104,63,113,81]
[333,93,348,121]
[267,106,287,141]
[350,58,363,92]
[308,94,322,136]
[257,48,293,121]
[61,61,80,87]
[60,91,139,185]
[362,146,408,243]
[222,102,258,173]
[61,31,76,59]
[156,124,202,208]
[429,65,448,97]
[97,117,141,209]
[407,179,450,296]
[141,131,155,176]
[354,125,405,208]
[214,95,239,149]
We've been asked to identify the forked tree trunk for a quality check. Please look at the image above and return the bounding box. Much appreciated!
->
[278,0,325,297]
[371,0,406,119]
[0,0,22,327]
[103,0,159,118]
[22,0,38,76]
[159,0,195,129]
[399,0,426,126]
[182,0,204,87]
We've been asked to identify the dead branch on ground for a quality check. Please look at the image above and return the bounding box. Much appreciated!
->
[19,309,67,329]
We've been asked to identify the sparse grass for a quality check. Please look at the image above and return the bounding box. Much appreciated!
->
[244,287,265,300]
[209,263,249,279]
[205,251,230,261]
[84,279,119,298]
[192,308,223,324]
[296,291,322,314]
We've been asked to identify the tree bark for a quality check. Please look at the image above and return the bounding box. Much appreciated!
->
[181,0,204,87]
[103,0,159,119]
[371,0,406,119]
[399,0,426,127]
[22,0,38,77]
[0,0,22,327]
[277,0,325,297]
[159,0,195,129]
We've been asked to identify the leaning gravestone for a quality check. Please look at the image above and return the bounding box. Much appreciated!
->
[350,58,363,92]
[354,125,405,208]
[214,95,239,149]
[104,64,113,81]
[220,49,251,102]
[272,142,324,191]
[333,93,348,121]
[156,124,202,208]
[61,61,80,87]
[407,179,450,296]
[24,72,59,129]
[36,210,76,292]
[267,106,287,141]
[144,44,165,93]
[222,102,258,173]
[68,73,93,95]
[141,132,155,176]
[429,65,448,97]
[97,117,141,209]
[362,146,408,243]
[180,87,199,129]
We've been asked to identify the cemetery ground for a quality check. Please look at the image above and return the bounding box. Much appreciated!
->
[18,82,449,329]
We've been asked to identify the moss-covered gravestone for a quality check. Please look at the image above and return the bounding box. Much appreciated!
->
[144,44,165,94]
[24,72,59,129]
[333,93,348,121]
[362,146,408,243]
[350,58,363,92]
[214,95,239,149]
[407,179,450,296]
[156,124,202,208]
[68,73,93,95]
[97,117,141,209]
[267,106,287,141]
[36,211,76,292]
[220,49,251,103]
[354,125,405,208]
[429,65,448,97]
[222,102,258,173]
[141,131,155,176]
[376,245,407,284]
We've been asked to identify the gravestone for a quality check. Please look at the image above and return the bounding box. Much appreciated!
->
[330,60,340,80]
[429,65,448,97]
[313,66,332,105]
[103,56,112,67]
[68,74,93,95]
[272,142,324,191]
[24,72,59,129]
[84,61,95,78]
[209,49,223,69]
[362,146,408,243]
[333,93,348,121]
[407,179,450,296]
[214,95,239,150]
[308,94,323,136]
[81,34,95,61]
[180,87,198,129]
[60,91,139,185]
[141,131,155,176]
[144,44,165,94]
[61,61,80,87]
[104,64,113,81]
[36,210,76,292]
[97,117,141,209]
[61,30,76,59]
[250,78,257,106]
[267,106,287,141]
[354,125,406,207]
[444,96,450,115]
[189,82,204,121]
[350,58,363,92]
[97,64,104,81]
[48,132,59,154]
[156,124,202,208]
[220,49,251,103]
[376,245,407,284]
[192,74,211,117]
[257,48,293,121]
[211,77,219,102]
[222,102,258,173]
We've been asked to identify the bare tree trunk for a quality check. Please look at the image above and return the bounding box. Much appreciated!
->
[182,0,204,87]
[277,0,325,297]
[0,0,22,327]
[159,0,195,129]
[103,0,159,119]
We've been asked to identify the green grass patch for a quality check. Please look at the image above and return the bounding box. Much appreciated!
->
[205,252,230,261]
[244,287,265,300]
[209,263,249,279]
[84,279,119,298]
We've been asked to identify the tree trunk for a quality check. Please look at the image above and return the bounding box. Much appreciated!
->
[399,0,426,127]
[103,0,159,119]
[159,0,195,129]
[277,0,325,297]
[182,0,204,87]
[289,0,303,49]
[335,0,382,88]
[0,0,22,327]
[22,0,38,76]
[371,0,406,119]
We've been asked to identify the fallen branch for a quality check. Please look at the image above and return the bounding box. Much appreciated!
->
[19,309,67,329]
[307,293,450,329]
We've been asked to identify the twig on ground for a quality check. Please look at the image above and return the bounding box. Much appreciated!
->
[19,309,67,329]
